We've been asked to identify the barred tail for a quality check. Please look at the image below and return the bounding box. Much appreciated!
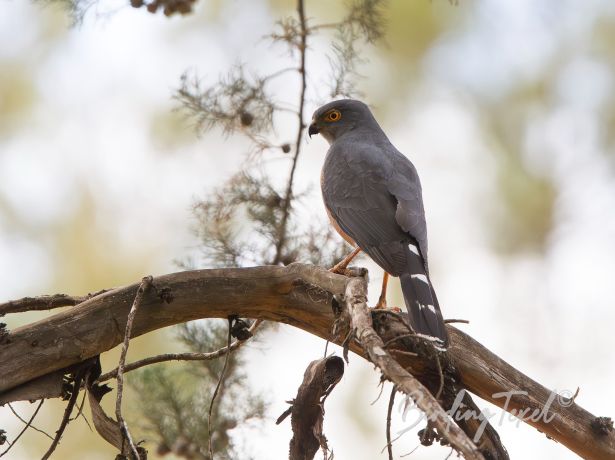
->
[400,247,448,347]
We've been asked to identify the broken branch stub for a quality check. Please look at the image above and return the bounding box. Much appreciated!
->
[344,276,485,460]
[278,356,344,460]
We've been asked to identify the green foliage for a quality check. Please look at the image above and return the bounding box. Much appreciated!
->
[326,0,386,98]
[176,67,278,137]
[190,171,348,267]
[177,1,386,269]
[345,0,386,44]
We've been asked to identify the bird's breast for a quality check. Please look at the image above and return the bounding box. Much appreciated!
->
[320,153,357,247]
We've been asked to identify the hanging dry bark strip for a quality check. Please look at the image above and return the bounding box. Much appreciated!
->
[276,355,344,460]
[0,264,612,459]
[86,379,146,460]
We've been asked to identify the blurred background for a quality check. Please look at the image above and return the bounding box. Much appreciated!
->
[1,0,614,458]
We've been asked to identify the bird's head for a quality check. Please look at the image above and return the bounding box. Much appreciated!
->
[308,99,375,144]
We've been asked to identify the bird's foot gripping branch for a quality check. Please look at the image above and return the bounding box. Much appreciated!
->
[0,263,613,459]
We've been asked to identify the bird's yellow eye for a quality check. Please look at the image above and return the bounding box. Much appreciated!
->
[324,109,342,122]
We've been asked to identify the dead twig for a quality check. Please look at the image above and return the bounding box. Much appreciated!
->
[400,444,420,457]
[6,402,53,440]
[41,370,86,460]
[69,390,92,431]
[97,319,262,382]
[388,348,419,358]
[444,319,470,324]
[386,385,396,460]
[434,354,444,401]
[207,317,233,459]
[0,400,45,458]
[0,290,110,316]
[271,0,308,265]
[382,334,418,348]
[115,275,152,460]
[370,380,385,405]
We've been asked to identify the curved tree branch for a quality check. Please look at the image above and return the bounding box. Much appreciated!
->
[0,263,613,459]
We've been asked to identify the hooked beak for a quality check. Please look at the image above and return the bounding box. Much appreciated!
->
[308,121,320,138]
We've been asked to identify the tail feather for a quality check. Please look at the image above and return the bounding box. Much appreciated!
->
[400,248,449,347]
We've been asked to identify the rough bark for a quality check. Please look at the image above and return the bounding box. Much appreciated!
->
[0,371,65,405]
[277,356,344,460]
[0,263,613,459]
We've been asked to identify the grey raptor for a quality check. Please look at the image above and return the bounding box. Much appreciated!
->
[309,99,449,347]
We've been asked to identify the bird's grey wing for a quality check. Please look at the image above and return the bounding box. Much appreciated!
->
[322,143,416,275]
[386,151,428,258]
[323,143,427,256]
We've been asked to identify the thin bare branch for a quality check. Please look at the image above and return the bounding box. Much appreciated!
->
[69,390,92,431]
[97,319,262,382]
[272,0,308,265]
[0,289,110,316]
[309,22,341,31]
[6,402,53,440]
[0,400,45,458]
[444,319,470,324]
[115,275,152,459]
[41,371,85,460]
[386,385,396,460]
[262,66,301,83]
[207,317,232,459]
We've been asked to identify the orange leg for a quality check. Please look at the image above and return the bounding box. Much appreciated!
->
[329,247,361,274]
[374,272,389,309]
